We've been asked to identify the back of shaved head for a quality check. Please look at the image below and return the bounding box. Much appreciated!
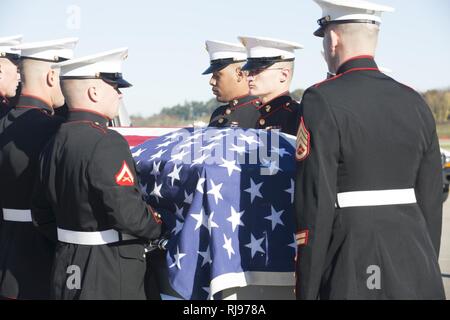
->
[332,23,380,54]
[20,59,53,88]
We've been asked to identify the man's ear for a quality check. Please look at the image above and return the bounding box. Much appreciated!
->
[236,67,244,82]
[329,29,340,58]
[46,69,58,87]
[87,86,99,103]
[280,68,290,83]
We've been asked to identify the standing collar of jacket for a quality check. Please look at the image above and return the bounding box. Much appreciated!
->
[67,108,111,126]
[16,94,54,115]
[336,55,378,75]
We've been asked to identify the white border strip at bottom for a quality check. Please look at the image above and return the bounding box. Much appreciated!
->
[209,271,295,299]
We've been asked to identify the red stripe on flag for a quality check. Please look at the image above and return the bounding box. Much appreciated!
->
[123,135,158,148]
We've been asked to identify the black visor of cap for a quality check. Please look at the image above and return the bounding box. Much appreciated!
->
[314,16,380,37]
[21,56,69,63]
[241,56,294,72]
[60,72,132,88]
[100,72,132,88]
[202,58,245,75]
[0,52,21,63]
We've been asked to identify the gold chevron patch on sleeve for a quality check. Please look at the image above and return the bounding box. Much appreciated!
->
[296,117,310,161]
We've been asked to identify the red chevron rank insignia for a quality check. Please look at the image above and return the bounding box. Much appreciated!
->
[115,161,135,186]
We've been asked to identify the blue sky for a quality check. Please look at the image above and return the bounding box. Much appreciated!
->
[1,0,449,116]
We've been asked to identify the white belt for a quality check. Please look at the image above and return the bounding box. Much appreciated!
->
[337,188,416,208]
[57,228,138,245]
[2,209,32,222]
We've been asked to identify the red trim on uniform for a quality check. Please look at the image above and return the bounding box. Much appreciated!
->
[20,93,53,107]
[232,98,260,110]
[314,67,379,88]
[257,91,290,110]
[231,93,251,101]
[70,108,111,121]
[339,55,374,67]
[15,105,52,117]
[148,205,162,224]
[65,120,107,134]
[259,102,292,120]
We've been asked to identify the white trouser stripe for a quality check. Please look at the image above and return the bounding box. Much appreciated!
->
[337,188,416,208]
[57,228,137,245]
[2,208,32,222]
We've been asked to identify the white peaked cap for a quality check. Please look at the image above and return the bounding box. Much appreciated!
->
[202,40,247,75]
[0,35,23,56]
[313,0,394,37]
[55,48,132,88]
[238,36,303,71]
[205,40,247,62]
[238,36,303,60]
[13,37,78,62]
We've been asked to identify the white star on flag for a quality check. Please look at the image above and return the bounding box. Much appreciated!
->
[167,164,182,186]
[198,246,212,267]
[156,140,173,149]
[139,182,147,195]
[191,153,209,167]
[149,149,167,161]
[200,142,219,152]
[207,211,219,235]
[178,140,195,150]
[229,143,247,155]
[191,209,206,231]
[169,246,186,269]
[172,219,184,235]
[207,179,223,204]
[132,148,146,158]
[150,182,163,203]
[150,161,161,179]
[288,233,298,254]
[238,133,259,145]
[186,131,203,142]
[164,131,183,141]
[285,179,295,204]
[219,158,241,177]
[196,177,206,193]
[244,178,263,203]
[222,234,235,259]
[245,233,266,258]
[169,149,190,163]
[227,206,245,232]
[271,146,291,157]
[184,191,193,204]
[209,133,227,142]
[265,206,285,231]
[261,159,282,175]
[174,204,184,220]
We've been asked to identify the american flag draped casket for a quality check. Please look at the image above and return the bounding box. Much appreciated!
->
[111,126,297,299]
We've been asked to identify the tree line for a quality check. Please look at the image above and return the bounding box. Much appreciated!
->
[131,88,450,127]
